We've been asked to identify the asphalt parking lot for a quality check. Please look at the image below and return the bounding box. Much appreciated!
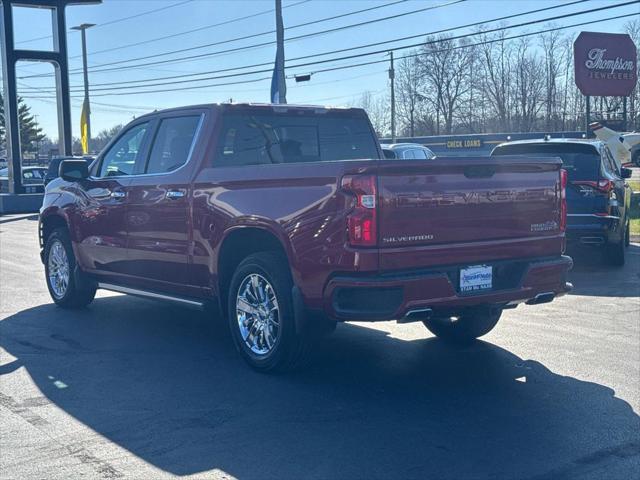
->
[1,216,639,480]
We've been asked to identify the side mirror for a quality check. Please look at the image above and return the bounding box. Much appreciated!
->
[59,160,89,182]
[621,167,632,179]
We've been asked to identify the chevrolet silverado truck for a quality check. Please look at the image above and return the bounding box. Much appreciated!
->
[40,103,572,371]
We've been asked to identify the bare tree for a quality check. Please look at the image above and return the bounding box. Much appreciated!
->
[625,19,640,129]
[395,54,427,137]
[478,27,512,131]
[512,37,544,131]
[540,27,565,130]
[419,35,474,134]
[355,91,390,137]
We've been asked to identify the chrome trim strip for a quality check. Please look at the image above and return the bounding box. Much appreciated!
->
[166,190,186,199]
[579,237,605,245]
[98,282,205,309]
[405,307,433,316]
[567,214,620,219]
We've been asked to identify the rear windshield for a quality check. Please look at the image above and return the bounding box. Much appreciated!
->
[492,143,601,181]
[214,112,379,167]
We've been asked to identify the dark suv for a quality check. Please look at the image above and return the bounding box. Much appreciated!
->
[492,139,632,266]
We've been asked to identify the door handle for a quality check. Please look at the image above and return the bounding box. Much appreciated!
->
[166,190,185,200]
[110,191,126,199]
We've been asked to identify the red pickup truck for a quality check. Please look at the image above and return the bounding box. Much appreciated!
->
[40,103,572,371]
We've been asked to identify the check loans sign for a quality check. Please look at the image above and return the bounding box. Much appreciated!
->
[574,32,637,97]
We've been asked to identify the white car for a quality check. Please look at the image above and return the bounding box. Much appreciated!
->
[381,143,436,160]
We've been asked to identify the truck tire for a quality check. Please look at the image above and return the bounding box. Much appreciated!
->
[605,222,631,267]
[606,233,626,267]
[625,220,630,248]
[422,307,502,345]
[44,228,96,308]
[228,252,313,372]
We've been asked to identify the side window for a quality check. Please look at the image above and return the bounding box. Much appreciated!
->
[602,147,619,176]
[413,149,428,160]
[382,149,396,159]
[402,150,415,160]
[146,115,201,174]
[215,117,274,167]
[99,123,148,177]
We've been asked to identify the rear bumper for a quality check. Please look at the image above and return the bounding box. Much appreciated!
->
[323,255,573,321]
[566,214,621,246]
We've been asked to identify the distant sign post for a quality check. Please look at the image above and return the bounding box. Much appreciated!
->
[574,31,637,131]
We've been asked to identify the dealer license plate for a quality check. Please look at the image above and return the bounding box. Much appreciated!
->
[460,265,493,293]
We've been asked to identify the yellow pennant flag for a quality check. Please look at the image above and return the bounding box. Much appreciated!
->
[80,100,89,154]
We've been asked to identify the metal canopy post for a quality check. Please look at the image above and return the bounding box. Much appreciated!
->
[0,0,101,194]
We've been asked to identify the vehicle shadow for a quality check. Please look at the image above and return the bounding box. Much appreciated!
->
[1,297,639,479]
[567,243,640,297]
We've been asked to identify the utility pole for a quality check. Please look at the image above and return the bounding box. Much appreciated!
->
[271,0,286,104]
[34,114,40,161]
[71,23,95,152]
[389,51,396,142]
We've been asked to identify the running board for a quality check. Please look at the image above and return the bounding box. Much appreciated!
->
[97,283,205,310]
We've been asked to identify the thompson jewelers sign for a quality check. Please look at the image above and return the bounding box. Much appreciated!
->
[574,31,637,97]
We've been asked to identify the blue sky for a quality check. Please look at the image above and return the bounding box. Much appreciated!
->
[3,0,638,139]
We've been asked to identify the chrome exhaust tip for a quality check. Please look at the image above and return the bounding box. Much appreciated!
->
[398,307,433,324]
[526,292,556,305]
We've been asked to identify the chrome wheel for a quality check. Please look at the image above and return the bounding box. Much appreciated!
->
[236,273,280,356]
[48,240,70,299]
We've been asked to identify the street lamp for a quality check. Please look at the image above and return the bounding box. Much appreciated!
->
[71,23,95,153]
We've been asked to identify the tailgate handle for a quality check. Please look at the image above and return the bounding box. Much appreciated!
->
[464,166,496,178]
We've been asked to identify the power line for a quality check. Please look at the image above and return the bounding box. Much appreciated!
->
[15,0,196,45]
[22,0,637,94]
[19,0,463,79]
[89,0,195,29]
[75,0,398,59]
[56,0,592,88]
[67,0,603,80]
[75,0,462,72]
[18,71,389,106]
[19,81,159,115]
[306,11,640,77]
[24,11,638,99]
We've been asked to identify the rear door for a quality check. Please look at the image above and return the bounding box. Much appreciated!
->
[124,110,204,294]
[376,157,562,248]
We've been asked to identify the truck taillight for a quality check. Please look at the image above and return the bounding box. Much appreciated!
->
[341,174,377,246]
[560,168,567,232]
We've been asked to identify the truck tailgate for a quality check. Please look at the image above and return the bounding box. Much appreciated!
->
[377,156,562,258]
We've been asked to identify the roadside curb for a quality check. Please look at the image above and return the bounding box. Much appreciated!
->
[0,213,38,224]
